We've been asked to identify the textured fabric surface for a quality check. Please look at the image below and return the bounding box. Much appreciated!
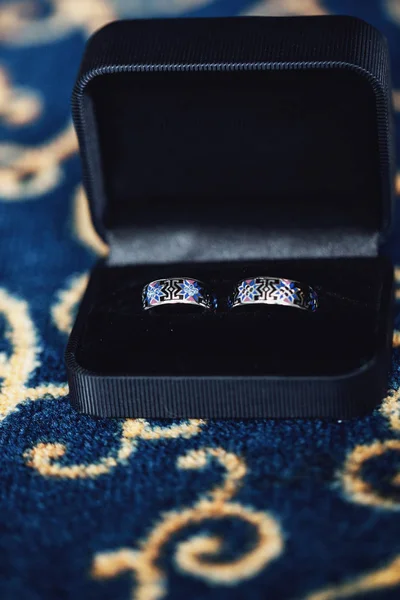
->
[0,1,400,599]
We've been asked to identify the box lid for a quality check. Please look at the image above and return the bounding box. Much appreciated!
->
[72,16,395,263]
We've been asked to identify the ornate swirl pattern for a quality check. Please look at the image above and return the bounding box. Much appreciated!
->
[302,554,400,600]
[0,122,77,199]
[245,0,328,16]
[339,440,400,510]
[380,388,400,433]
[24,419,205,479]
[72,186,109,256]
[0,66,42,126]
[92,447,283,599]
[0,288,68,421]
[51,273,89,335]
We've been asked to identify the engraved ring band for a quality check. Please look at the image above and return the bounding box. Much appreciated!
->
[229,276,318,312]
[142,278,216,311]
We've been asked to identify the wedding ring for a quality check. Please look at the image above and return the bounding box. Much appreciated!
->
[142,278,216,311]
[229,277,318,311]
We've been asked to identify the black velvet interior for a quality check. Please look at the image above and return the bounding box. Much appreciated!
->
[87,68,382,246]
[75,257,393,378]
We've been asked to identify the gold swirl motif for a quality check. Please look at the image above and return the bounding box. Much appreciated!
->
[0,66,42,126]
[73,186,109,257]
[0,0,213,46]
[244,0,327,17]
[396,172,400,198]
[0,121,76,200]
[24,418,205,479]
[51,272,89,335]
[395,266,400,301]
[339,440,400,510]
[393,90,400,113]
[92,447,283,599]
[0,288,68,421]
[385,0,400,28]
[302,554,400,600]
[380,387,400,433]
[0,0,116,44]
[393,266,400,342]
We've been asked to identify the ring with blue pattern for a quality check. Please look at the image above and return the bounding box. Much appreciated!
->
[142,278,216,311]
[230,277,318,312]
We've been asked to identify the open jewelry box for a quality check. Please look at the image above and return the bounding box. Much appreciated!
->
[67,16,395,419]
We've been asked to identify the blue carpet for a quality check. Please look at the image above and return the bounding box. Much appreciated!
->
[0,1,400,599]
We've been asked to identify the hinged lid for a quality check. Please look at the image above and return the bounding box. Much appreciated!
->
[72,16,394,263]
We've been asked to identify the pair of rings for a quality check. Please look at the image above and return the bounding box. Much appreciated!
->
[142,277,318,312]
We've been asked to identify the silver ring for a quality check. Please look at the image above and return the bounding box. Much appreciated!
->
[229,277,318,311]
[142,278,215,311]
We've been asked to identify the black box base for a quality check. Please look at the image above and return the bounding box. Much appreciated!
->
[66,257,394,419]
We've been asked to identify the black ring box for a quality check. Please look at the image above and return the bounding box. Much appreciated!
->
[67,16,395,419]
